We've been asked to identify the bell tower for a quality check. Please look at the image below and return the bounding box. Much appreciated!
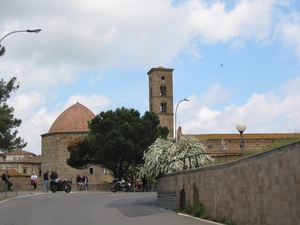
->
[147,66,174,138]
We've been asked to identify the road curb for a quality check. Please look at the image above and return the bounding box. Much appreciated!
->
[177,213,224,225]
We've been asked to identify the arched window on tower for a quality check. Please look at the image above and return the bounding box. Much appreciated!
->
[160,102,167,113]
[160,86,166,96]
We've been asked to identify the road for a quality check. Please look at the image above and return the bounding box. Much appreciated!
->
[0,191,221,225]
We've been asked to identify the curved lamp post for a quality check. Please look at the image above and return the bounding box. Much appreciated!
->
[236,122,246,156]
[0,27,42,56]
[175,98,189,143]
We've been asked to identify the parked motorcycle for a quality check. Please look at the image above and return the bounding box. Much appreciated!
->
[111,180,131,193]
[51,178,72,193]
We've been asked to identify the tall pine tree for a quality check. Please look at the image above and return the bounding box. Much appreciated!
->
[0,77,27,152]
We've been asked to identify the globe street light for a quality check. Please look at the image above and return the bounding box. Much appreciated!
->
[175,98,189,143]
[0,27,42,56]
[236,122,246,156]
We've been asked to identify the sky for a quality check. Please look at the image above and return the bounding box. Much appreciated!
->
[1,0,300,155]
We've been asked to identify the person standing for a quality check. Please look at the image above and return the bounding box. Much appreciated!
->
[76,174,84,191]
[43,171,49,192]
[2,170,13,191]
[31,172,38,191]
[54,171,58,179]
[82,174,89,191]
[142,177,148,192]
[50,171,55,190]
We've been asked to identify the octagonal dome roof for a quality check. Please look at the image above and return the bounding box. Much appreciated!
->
[48,102,95,133]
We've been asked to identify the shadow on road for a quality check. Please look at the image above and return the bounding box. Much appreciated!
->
[108,195,170,217]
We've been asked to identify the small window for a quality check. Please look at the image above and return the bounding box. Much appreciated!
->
[161,76,165,80]
[103,167,108,174]
[13,157,17,161]
[23,168,27,174]
[160,86,166,96]
[160,103,167,113]
[89,168,94,175]
[18,157,22,160]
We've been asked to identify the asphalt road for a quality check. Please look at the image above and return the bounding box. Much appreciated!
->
[0,192,221,225]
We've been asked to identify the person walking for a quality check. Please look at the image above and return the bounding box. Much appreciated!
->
[31,172,38,191]
[43,171,49,192]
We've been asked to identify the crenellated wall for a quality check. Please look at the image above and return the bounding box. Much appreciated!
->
[157,140,300,225]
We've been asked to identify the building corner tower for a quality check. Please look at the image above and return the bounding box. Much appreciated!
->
[147,66,174,138]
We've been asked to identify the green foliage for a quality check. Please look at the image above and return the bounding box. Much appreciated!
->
[140,136,214,179]
[181,201,236,225]
[183,201,211,219]
[0,77,26,151]
[67,107,168,179]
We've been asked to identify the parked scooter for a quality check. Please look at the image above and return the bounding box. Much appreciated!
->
[51,178,72,193]
[111,179,131,193]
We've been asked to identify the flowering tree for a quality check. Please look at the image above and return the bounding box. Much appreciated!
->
[140,136,213,179]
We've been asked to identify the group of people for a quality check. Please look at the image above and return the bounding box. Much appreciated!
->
[76,174,89,191]
[42,170,58,192]
[2,170,90,193]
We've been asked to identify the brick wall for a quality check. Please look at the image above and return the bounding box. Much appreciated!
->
[157,140,300,225]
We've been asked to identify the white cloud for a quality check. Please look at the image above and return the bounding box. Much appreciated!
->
[181,77,300,135]
[64,94,111,115]
[186,0,273,43]
[279,16,300,58]
[1,0,300,155]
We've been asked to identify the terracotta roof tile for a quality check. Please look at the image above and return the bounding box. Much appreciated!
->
[48,102,95,133]
[20,155,42,163]
[189,133,295,140]
[1,149,36,156]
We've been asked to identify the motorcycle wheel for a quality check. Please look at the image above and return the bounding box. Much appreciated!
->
[111,186,117,193]
[65,184,71,193]
[52,185,57,193]
[153,186,157,192]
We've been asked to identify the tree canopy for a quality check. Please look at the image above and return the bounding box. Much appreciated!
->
[0,77,27,152]
[140,136,214,179]
[67,107,169,180]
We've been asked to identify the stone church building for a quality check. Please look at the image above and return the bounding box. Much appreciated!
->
[41,102,112,184]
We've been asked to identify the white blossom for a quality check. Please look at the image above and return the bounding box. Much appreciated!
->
[140,136,213,179]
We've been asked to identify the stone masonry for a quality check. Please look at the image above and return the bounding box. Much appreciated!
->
[157,140,300,225]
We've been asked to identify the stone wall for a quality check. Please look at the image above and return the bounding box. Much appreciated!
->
[157,140,300,225]
[191,133,297,153]
[42,132,113,184]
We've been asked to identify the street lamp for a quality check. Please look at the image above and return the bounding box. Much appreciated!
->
[175,98,189,143]
[236,122,246,156]
[0,27,42,56]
